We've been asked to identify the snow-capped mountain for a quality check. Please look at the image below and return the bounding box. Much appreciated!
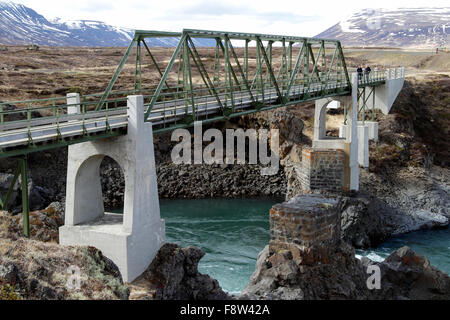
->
[0,1,213,46]
[316,8,449,48]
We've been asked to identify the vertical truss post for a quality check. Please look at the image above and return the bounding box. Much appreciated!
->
[244,40,249,81]
[288,41,293,79]
[362,87,366,124]
[326,45,338,87]
[305,43,323,95]
[337,42,351,88]
[257,38,282,104]
[213,38,221,86]
[303,42,309,87]
[308,42,322,83]
[134,39,142,92]
[223,36,235,111]
[372,86,376,121]
[256,39,264,103]
[187,36,224,110]
[320,40,327,90]
[217,40,240,90]
[264,41,273,85]
[145,33,187,120]
[183,37,195,120]
[284,40,306,101]
[19,156,30,238]
[277,39,288,89]
[225,35,255,104]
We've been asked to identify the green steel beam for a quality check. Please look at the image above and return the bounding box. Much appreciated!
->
[134,30,182,37]
[256,37,282,103]
[217,40,241,91]
[96,38,137,110]
[142,40,171,89]
[0,130,125,159]
[19,156,29,238]
[186,36,224,110]
[284,40,307,100]
[225,35,256,104]
[304,43,324,93]
[338,42,351,88]
[145,33,187,120]
[183,28,339,43]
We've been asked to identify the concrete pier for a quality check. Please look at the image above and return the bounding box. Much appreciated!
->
[60,95,165,282]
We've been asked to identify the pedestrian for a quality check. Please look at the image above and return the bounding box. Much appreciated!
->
[365,65,371,82]
[357,66,363,81]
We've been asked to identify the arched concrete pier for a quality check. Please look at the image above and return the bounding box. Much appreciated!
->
[59,95,165,283]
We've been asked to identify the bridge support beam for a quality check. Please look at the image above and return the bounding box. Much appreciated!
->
[349,73,359,191]
[59,95,165,283]
[311,92,359,192]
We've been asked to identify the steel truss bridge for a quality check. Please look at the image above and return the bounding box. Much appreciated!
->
[0,28,390,236]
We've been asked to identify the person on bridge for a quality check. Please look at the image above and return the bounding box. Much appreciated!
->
[357,66,363,81]
[364,65,371,82]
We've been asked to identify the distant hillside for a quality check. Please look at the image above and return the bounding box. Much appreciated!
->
[0,1,214,46]
[316,8,449,48]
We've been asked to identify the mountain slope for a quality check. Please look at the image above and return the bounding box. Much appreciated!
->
[0,1,214,47]
[316,8,449,48]
[0,1,75,45]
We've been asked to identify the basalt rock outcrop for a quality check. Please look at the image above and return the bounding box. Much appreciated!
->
[128,243,230,300]
[361,246,450,300]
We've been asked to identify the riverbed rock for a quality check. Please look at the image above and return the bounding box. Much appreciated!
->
[0,237,129,300]
[362,246,450,300]
[128,243,230,300]
[241,241,371,300]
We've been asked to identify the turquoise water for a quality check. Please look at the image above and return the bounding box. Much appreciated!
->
[154,198,449,293]
[356,227,450,275]
[159,198,276,294]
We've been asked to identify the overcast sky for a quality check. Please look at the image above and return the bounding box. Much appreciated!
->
[13,0,450,36]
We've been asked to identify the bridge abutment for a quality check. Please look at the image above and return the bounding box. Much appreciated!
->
[59,95,165,283]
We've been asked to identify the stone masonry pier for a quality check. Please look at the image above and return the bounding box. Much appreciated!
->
[269,194,341,265]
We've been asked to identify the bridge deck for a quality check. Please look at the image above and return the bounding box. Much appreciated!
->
[0,76,386,157]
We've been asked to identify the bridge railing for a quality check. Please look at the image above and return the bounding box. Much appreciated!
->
[0,95,129,136]
[356,66,404,86]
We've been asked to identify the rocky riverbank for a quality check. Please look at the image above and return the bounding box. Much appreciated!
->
[242,242,450,300]
[1,200,448,301]
[0,205,229,300]
[241,194,450,300]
